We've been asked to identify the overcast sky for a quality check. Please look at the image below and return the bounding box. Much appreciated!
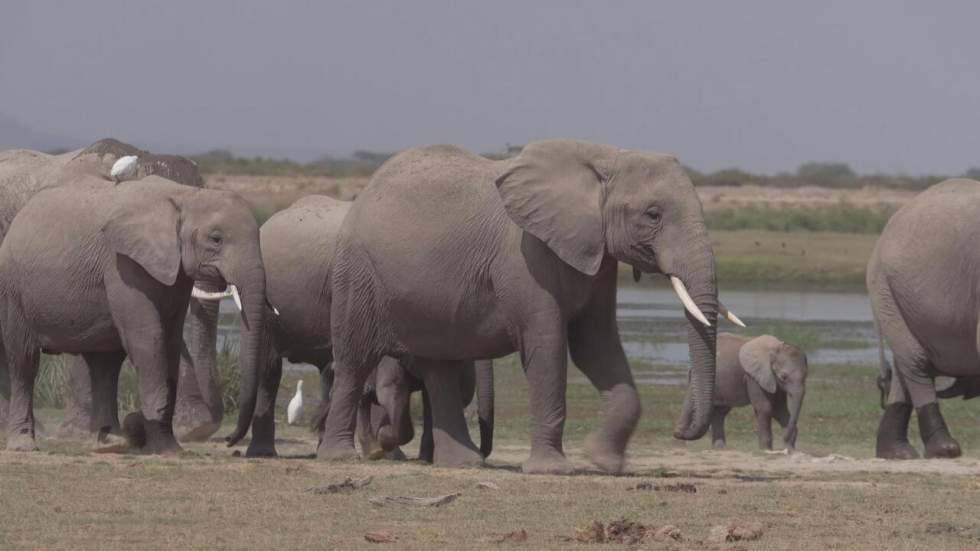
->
[2,1,978,174]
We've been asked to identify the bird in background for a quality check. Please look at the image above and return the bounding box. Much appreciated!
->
[287,380,304,425]
[110,155,139,183]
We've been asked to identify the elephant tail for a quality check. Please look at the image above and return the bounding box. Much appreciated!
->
[874,318,892,410]
[475,359,494,458]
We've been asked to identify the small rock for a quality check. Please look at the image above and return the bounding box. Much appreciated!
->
[475,481,500,490]
[495,529,528,543]
[364,531,397,543]
[368,493,460,507]
[652,524,683,542]
[707,521,764,544]
[306,476,373,495]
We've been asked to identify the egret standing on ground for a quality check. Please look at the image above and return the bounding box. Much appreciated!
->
[287,380,304,425]
[110,155,139,183]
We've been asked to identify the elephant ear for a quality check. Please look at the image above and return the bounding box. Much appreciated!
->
[102,197,182,286]
[739,335,781,394]
[495,140,617,275]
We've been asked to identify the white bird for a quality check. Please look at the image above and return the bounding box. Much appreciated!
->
[287,380,304,425]
[110,155,139,183]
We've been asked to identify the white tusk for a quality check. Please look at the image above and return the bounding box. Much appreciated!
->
[191,287,234,301]
[669,275,711,327]
[718,303,746,328]
[230,285,243,312]
[271,305,280,316]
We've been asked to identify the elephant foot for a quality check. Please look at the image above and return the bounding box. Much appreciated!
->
[316,438,359,462]
[522,447,574,475]
[124,413,182,455]
[94,427,131,454]
[583,432,626,475]
[917,403,961,459]
[385,447,407,461]
[430,431,483,468]
[175,420,221,443]
[875,402,919,459]
[244,443,278,458]
[363,445,387,461]
[712,440,726,450]
[5,430,39,452]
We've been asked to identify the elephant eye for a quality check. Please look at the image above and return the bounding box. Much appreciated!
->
[647,210,662,224]
[208,233,223,245]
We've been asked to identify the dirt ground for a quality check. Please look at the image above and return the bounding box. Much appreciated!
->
[3,419,980,550]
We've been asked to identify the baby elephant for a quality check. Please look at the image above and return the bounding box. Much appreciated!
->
[711,333,808,451]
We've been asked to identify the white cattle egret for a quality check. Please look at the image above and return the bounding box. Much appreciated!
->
[110,155,139,182]
[287,380,304,425]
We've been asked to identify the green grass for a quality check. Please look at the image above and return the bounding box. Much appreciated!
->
[705,204,897,234]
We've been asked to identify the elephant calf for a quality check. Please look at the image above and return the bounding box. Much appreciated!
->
[710,333,808,451]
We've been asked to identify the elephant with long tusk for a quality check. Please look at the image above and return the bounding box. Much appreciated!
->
[311,140,740,473]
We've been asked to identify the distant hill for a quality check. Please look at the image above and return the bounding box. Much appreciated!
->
[0,112,76,152]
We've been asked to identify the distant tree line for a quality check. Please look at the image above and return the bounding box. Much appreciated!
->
[190,146,978,191]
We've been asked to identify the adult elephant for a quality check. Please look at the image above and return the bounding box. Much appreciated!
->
[0,139,224,442]
[0,177,267,453]
[307,140,736,473]
[232,195,494,459]
[871,178,980,460]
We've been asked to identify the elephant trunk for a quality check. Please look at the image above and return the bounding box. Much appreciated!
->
[785,388,805,449]
[475,359,494,458]
[188,282,223,423]
[225,264,268,447]
[671,229,718,441]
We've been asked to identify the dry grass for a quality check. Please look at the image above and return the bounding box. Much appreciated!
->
[5,358,980,549]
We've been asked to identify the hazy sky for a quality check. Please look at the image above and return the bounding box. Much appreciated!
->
[2,1,978,173]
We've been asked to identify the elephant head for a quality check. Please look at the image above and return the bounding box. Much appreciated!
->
[72,138,205,188]
[101,179,267,445]
[495,140,720,439]
[739,335,808,443]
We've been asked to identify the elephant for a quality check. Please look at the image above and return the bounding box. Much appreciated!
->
[869,178,980,460]
[0,139,224,442]
[0,177,267,453]
[307,140,737,473]
[710,333,807,451]
[232,195,494,460]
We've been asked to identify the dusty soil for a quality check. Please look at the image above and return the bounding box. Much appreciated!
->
[3,426,980,550]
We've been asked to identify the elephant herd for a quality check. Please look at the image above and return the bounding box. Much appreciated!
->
[0,137,977,473]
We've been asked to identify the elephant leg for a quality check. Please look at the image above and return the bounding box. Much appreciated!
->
[419,386,434,463]
[174,290,222,442]
[876,401,918,459]
[0,351,8,433]
[746,384,773,450]
[317,354,377,461]
[311,363,333,444]
[357,395,385,460]
[710,406,730,449]
[2,321,40,452]
[917,402,960,458]
[59,355,94,436]
[414,358,482,467]
[568,307,641,475]
[246,355,281,458]
[84,351,127,451]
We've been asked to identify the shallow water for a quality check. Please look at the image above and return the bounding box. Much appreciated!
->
[216,283,879,384]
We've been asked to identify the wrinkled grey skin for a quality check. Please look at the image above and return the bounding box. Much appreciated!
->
[238,195,494,460]
[368,357,494,462]
[0,139,222,442]
[870,179,980,460]
[711,333,807,451]
[0,178,266,453]
[312,140,718,474]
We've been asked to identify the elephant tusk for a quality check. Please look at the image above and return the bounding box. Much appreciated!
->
[230,285,243,312]
[190,286,234,301]
[718,302,747,328]
[669,275,711,327]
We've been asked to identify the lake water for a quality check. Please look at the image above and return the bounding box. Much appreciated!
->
[216,283,880,385]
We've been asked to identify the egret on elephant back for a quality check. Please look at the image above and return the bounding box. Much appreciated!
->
[300,139,743,474]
